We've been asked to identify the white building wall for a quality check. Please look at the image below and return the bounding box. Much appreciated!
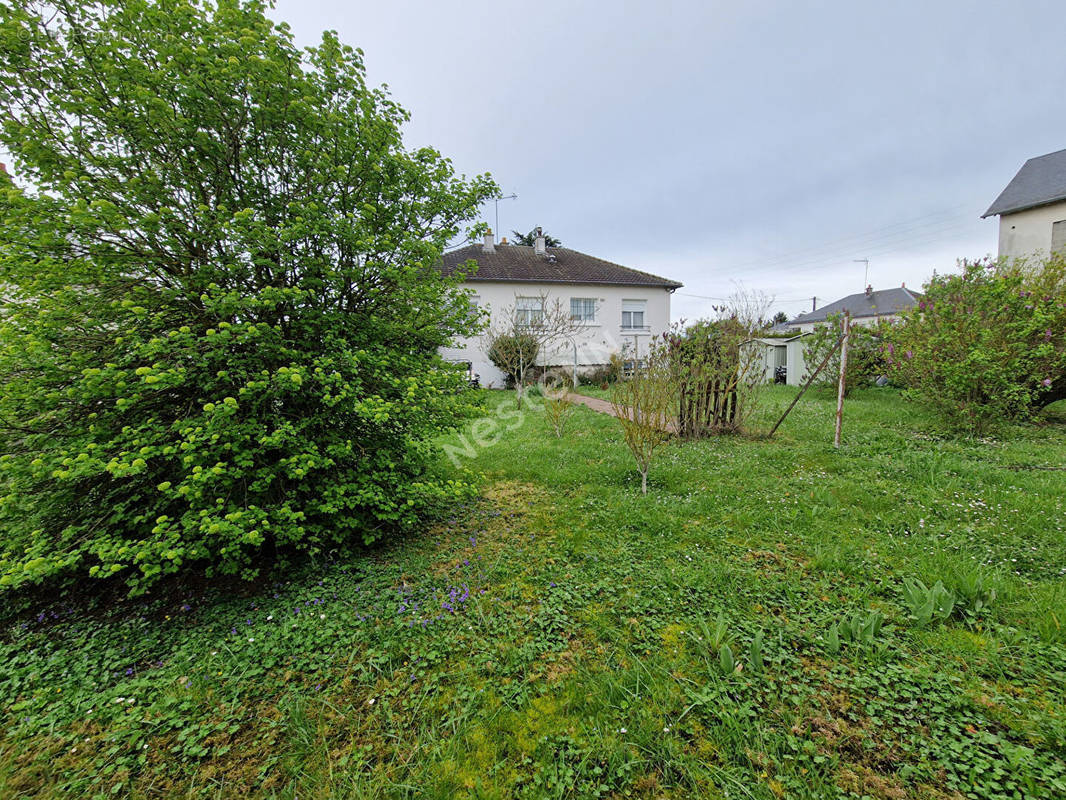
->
[785,336,809,386]
[440,281,674,387]
[997,200,1066,260]
[791,314,901,335]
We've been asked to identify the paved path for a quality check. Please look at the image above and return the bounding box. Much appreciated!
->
[568,393,678,434]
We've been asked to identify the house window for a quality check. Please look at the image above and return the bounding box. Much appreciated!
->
[515,296,544,327]
[621,299,647,329]
[570,297,596,322]
[1053,220,1066,254]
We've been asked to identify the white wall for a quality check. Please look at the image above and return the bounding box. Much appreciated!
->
[750,339,787,384]
[997,201,1066,260]
[785,336,809,386]
[791,314,900,335]
[440,281,674,387]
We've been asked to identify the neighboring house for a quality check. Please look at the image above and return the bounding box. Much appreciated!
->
[787,285,922,334]
[773,285,921,385]
[437,229,682,387]
[983,147,1066,260]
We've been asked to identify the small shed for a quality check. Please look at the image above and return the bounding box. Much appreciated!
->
[784,333,812,386]
[750,338,789,384]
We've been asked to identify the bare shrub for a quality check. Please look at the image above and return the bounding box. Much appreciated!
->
[483,293,586,408]
[541,371,577,438]
[610,340,677,494]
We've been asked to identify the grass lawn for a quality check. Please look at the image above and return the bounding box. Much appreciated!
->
[2,387,1065,798]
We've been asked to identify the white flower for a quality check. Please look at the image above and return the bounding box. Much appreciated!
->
[319,614,325,619]
[267,615,273,621]
[248,637,255,642]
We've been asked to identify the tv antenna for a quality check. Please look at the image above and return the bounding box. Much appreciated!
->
[494,193,517,242]
[854,258,870,288]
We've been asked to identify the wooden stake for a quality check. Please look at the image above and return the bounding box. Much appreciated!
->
[767,332,845,438]
[834,311,850,448]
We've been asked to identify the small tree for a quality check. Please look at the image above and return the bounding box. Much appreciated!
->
[511,228,562,247]
[611,339,676,494]
[885,256,1066,432]
[487,332,540,386]
[540,370,576,438]
[483,294,585,407]
[803,314,889,395]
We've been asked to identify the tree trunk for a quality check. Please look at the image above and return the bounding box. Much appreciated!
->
[641,469,648,495]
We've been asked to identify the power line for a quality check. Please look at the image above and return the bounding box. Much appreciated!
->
[727,206,972,273]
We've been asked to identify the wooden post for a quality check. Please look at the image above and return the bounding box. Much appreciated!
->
[767,332,845,438]
[834,311,850,448]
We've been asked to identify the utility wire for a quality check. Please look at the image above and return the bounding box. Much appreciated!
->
[727,205,971,271]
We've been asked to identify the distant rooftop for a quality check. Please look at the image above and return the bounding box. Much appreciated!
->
[788,287,921,326]
[440,243,682,289]
[983,148,1066,218]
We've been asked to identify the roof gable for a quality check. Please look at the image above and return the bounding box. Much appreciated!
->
[439,244,682,289]
[983,148,1066,217]
[788,287,921,325]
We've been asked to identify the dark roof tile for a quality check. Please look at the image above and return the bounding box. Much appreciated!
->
[440,244,682,289]
[788,287,921,325]
[983,148,1066,217]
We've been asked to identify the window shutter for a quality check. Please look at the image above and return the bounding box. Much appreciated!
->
[1053,220,1066,254]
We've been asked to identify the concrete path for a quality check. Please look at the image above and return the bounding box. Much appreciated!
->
[568,392,678,434]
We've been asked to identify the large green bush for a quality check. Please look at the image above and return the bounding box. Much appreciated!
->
[0,0,496,593]
[886,257,1066,432]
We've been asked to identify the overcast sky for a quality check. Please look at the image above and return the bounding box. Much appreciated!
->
[279,1,1062,319]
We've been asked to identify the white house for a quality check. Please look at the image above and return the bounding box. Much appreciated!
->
[983,147,1066,260]
[776,285,921,385]
[437,229,682,387]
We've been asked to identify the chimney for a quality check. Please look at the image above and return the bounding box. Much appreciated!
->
[534,226,546,256]
[865,284,872,297]
[482,228,495,254]
[901,281,906,289]
[500,236,509,245]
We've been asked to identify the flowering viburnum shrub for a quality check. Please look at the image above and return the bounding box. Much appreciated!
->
[885,256,1066,432]
[0,0,495,593]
